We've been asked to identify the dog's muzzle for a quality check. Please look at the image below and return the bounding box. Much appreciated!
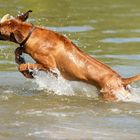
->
[0,32,6,40]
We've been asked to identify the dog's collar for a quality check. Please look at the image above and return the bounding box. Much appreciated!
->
[19,26,35,47]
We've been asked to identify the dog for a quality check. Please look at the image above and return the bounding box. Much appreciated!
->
[0,10,140,101]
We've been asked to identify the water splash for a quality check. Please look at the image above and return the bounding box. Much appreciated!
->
[31,69,98,98]
[115,85,140,103]
[32,69,74,96]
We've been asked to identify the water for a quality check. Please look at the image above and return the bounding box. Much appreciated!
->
[0,0,140,139]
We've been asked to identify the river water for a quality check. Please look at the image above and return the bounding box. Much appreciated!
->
[0,0,140,139]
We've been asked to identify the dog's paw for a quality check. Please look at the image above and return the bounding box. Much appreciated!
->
[21,70,34,79]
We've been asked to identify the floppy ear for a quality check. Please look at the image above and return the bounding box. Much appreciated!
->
[16,10,32,22]
[10,30,24,43]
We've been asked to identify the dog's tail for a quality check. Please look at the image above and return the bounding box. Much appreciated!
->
[122,74,140,86]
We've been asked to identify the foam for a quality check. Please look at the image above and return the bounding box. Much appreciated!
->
[114,85,140,103]
[32,69,75,96]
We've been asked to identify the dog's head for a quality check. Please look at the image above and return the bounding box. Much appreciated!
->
[0,10,32,43]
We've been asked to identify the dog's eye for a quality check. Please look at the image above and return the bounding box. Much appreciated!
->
[7,21,16,29]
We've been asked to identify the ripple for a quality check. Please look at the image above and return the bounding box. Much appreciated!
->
[48,25,94,32]
[89,20,97,23]
[0,60,15,64]
[102,29,140,34]
[0,45,9,50]
[102,30,118,34]
[101,38,140,43]
[108,108,122,114]
[130,29,140,33]
[115,13,140,17]
[102,54,140,60]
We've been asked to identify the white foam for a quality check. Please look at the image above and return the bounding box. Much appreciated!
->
[32,69,74,96]
[115,86,140,103]
[31,69,98,98]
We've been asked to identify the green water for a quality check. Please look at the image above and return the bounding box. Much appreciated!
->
[0,0,140,140]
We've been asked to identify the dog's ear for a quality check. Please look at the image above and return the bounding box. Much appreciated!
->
[16,10,32,22]
[10,30,24,43]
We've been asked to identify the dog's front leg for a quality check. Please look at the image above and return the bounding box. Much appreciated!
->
[18,63,45,78]
[15,47,25,64]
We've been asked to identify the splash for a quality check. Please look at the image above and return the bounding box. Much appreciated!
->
[32,69,74,96]
[115,85,140,103]
[31,68,98,98]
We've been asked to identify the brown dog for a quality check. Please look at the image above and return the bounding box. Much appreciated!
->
[0,11,140,101]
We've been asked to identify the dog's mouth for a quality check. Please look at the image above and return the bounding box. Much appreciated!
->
[0,32,5,40]
[0,32,9,41]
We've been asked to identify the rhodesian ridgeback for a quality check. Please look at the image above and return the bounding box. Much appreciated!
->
[0,11,140,101]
